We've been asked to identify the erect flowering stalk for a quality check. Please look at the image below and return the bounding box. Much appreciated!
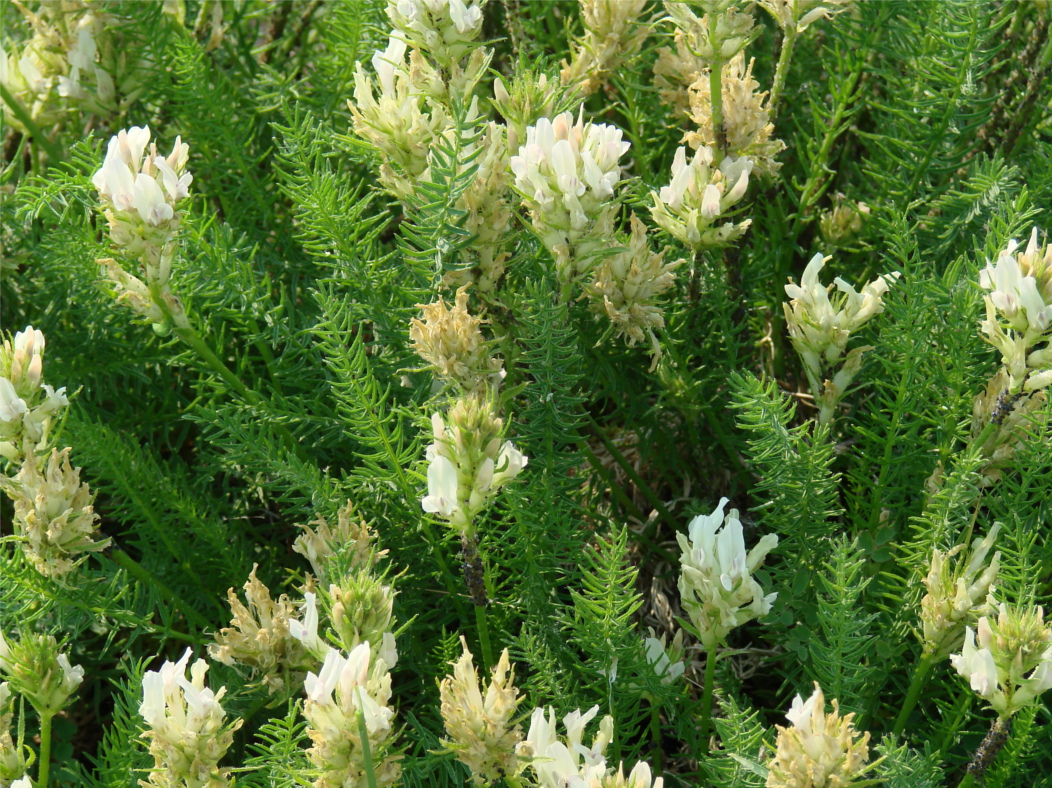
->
[950,604,1052,721]
[0,632,83,788]
[677,497,777,751]
[438,638,523,785]
[892,522,1002,736]
[783,252,900,423]
[92,125,193,334]
[139,649,241,788]
[977,228,1052,395]
[208,565,319,694]
[0,326,68,465]
[517,706,663,788]
[410,286,505,394]
[302,642,402,788]
[766,683,873,788]
[649,145,753,252]
[560,0,651,97]
[0,447,111,579]
[585,214,683,368]
[510,110,631,298]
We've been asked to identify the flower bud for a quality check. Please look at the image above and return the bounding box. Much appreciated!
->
[0,632,83,717]
[757,0,855,35]
[560,0,650,96]
[0,327,68,464]
[293,501,384,583]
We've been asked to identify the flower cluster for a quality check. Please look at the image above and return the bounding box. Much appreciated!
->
[978,228,1052,394]
[493,70,575,153]
[0,326,68,464]
[293,502,385,584]
[685,53,785,173]
[560,0,651,97]
[410,286,505,393]
[0,632,83,718]
[209,566,319,694]
[663,0,757,67]
[93,126,193,333]
[950,604,1052,720]
[676,497,778,649]
[0,447,110,579]
[757,0,855,35]
[139,650,240,788]
[0,1,149,132]
[653,26,708,117]
[303,642,401,788]
[586,215,682,365]
[511,110,631,288]
[920,524,1001,660]
[783,252,900,422]
[386,0,486,69]
[650,145,752,251]
[766,683,872,788]
[439,638,523,785]
[421,395,527,534]
[518,706,662,788]
[818,197,870,248]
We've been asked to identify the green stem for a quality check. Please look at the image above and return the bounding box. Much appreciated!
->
[474,602,494,674]
[0,83,62,162]
[937,692,973,760]
[958,775,976,788]
[107,548,216,631]
[699,642,718,756]
[892,652,936,737]
[650,705,664,774]
[769,28,798,120]
[37,711,54,788]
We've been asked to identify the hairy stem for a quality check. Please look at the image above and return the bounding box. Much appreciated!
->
[769,28,798,119]
[37,711,54,788]
[699,642,718,755]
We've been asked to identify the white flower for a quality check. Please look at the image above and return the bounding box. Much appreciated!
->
[422,454,460,517]
[0,379,26,423]
[644,635,685,684]
[650,146,752,250]
[950,623,1000,698]
[289,591,326,658]
[676,498,778,648]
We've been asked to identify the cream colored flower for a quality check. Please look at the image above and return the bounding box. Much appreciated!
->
[950,605,1052,719]
[685,54,785,174]
[303,643,401,788]
[650,145,752,250]
[209,566,319,693]
[978,229,1052,393]
[387,0,485,67]
[0,326,68,464]
[439,638,523,785]
[757,0,855,35]
[586,214,682,366]
[783,252,900,422]
[677,497,778,648]
[920,524,1000,659]
[970,368,1048,485]
[511,110,631,284]
[293,501,383,582]
[561,0,651,96]
[140,649,240,788]
[767,683,871,788]
[410,286,504,393]
[0,448,110,578]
